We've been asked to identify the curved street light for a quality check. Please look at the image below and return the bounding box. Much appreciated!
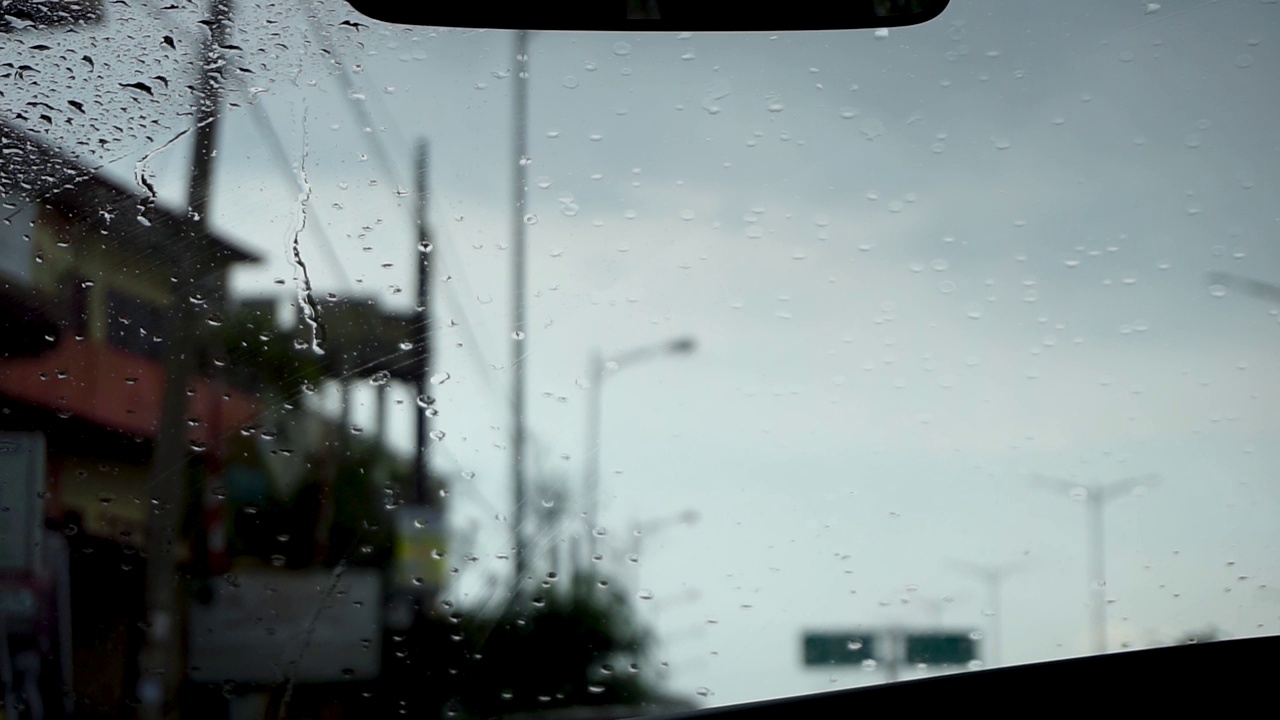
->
[582,336,697,564]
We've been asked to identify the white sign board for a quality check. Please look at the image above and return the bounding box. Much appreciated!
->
[188,568,382,684]
[0,432,46,574]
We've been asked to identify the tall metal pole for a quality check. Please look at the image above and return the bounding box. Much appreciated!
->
[583,350,603,561]
[510,29,531,594]
[951,559,1023,668]
[579,337,694,569]
[414,139,432,505]
[989,577,1003,667]
[1033,474,1158,657]
[884,628,900,683]
[376,381,389,441]
[1088,492,1107,656]
[139,2,233,718]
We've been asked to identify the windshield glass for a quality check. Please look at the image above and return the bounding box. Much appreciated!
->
[2,1,1278,717]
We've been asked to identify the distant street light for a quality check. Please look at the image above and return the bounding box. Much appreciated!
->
[1033,473,1160,656]
[949,558,1028,667]
[582,337,697,563]
[913,593,960,626]
[627,509,700,588]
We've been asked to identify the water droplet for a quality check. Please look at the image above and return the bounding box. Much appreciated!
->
[1236,54,1253,68]
[696,687,711,697]
[1208,284,1227,298]
[369,370,390,385]
[429,430,446,441]
[613,42,632,56]
[512,330,526,340]
[637,589,655,600]
[859,118,885,140]
[931,258,949,272]
[430,372,451,385]
[562,75,579,89]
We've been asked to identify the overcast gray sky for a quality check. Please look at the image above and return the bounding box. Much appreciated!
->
[6,0,1280,707]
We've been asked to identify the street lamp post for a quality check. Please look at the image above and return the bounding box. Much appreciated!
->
[950,559,1026,667]
[582,337,696,565]
[628,509,699,591]
[1033,473,1159,656]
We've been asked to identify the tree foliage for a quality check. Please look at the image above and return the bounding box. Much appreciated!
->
[376,571,664,719]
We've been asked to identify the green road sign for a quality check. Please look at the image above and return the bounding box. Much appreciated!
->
[803,633,876,666]
[905,632,976,665]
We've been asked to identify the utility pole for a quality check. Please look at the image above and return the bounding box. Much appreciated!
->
[413,139,432,505]
[583,349,603,561]
[950,559,1026,667]
[1034,473,1159,656]
[138,1,233,718]
[510,29,530,596]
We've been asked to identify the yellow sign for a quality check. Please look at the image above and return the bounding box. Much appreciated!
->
[394,506,447,592]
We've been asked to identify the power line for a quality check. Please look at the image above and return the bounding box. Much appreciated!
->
[296,12,515,410]
[304,12,407,187]
[301,17,576,476]
[117,3,355,294]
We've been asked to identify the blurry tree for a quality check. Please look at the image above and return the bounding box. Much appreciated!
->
[321,437,400,569]
[374,567,666,719]
[215,306,326,400]
[1175,627,1222,645]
